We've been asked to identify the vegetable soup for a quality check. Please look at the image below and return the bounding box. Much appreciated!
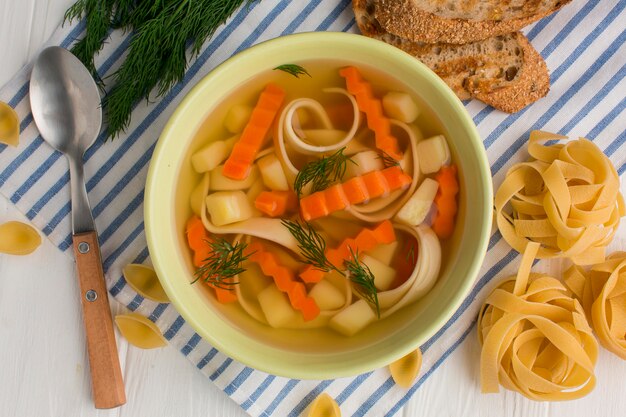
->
[180,61,461,344]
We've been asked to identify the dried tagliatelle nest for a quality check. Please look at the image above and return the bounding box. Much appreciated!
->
[495,131,625,265]
[565,252,626,360]
[478,242,598,400]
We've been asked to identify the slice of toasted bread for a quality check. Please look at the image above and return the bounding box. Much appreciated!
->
[353,0,550,113]
[374,0,571,44]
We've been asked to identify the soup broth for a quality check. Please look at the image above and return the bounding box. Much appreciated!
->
[176,60,463,352]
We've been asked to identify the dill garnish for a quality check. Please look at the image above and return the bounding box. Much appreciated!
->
[281,219,339,273]
[377,150,401,168]
[192,238,252,290]
[273,64,311,79]
[345,247,380,318]
[64,0,257,138]
[293,147,354,197]
[405,243,416,264]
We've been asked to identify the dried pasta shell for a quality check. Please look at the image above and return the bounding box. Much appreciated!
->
[0,101,19,147]
[495,131,624,265]
[115,313,167,349]
[123,264,169,303]
[564,252,626,360]
[389,348,422,388]
[308,393,341,417]
[478,242,598,401]
[0,221,41,255]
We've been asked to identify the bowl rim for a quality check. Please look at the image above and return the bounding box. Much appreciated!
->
[145,31,493,379]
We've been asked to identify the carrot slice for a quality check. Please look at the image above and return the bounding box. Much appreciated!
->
[339,66,402,160]
[299,220,396,283]
[254,190,297,217]
[223,83,286,180]
[432,165,459,239]
[299,166,412,221]
[248,241,320,321]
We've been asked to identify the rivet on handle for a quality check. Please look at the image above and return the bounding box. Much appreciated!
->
[78,241,90,254]
[85,290,98,302]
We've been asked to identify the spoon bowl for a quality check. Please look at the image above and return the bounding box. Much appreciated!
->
[30,47,101,156]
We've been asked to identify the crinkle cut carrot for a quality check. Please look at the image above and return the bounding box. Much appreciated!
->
[299,166,412,221]
[299,220,396,283]
[432,165,459,239]
[254,190,298,217]
[186,216,237,303]
[222,83,286,180]
[339,66,402,160]
[186,216,214,267]
[247,241,320,321]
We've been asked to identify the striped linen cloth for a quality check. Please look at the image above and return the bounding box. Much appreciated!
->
[1,0,624,415]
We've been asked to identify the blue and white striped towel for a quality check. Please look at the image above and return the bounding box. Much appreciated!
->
[1,1,624,415]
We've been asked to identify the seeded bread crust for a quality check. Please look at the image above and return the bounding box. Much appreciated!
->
[375,0,571,44]
[353,0,550,113]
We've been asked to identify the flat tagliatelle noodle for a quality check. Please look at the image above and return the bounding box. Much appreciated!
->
[122,264,170,303]
[389,348,422,388]
[495,130,625,265]
[564,251,626,360]
[478,241,598,401]
[115,313,167,349]
[307,393,341,417]
[0,221,42,255]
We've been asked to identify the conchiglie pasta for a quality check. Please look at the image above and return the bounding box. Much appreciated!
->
[389,348,422,388]
[0,221,42,255]
[122,264,170,303]
[115,313,167,349]
[0,101,19,147]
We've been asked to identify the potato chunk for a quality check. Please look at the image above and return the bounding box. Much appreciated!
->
[329,299,377,336]
[258,284,297,328]
[395,178,439,226]
[190,136,237,173]
[224,104,253,134]
[257,153,289,191]
[361,254,396,291]
[417,135,450,174]
[346,150,384,178]
[205,191,253,226]
[382,92,420,123]
[366,241,398,265]
[309,279,345,311]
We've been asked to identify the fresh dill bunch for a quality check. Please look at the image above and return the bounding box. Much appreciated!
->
[192,238,252,290]
[405,243,416,264]
[377,150,401,168]
[293,147,354,197]
[281,219,339,274]
[273,64,311,78]
[345,247,380,318]
[64,0,257,138]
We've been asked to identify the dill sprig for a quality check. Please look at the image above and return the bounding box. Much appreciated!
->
[273,64,311,79]
[281,219,339,273]
[192,238,252,290]
[377,150,401,168]
[294,147,354,197]
[345,247,380,318]
[405,243,416,264]
[65,0,257,138]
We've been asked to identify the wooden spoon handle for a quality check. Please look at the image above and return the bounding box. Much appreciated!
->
[73,231,126,409]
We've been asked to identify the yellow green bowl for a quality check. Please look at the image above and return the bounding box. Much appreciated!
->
[145,32,492,379]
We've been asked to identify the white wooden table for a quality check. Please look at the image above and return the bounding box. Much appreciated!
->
[1,1,625,416]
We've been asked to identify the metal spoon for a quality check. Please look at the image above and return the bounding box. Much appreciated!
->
[29,46,126,409]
